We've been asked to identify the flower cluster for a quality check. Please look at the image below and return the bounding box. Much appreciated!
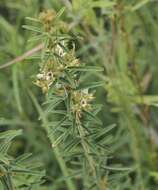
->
[39,9,56,31]
[34,9,94,121]
[34,42,80,93]
[71,90,94,123]
[34,60,59,93]
[39,9,68,33]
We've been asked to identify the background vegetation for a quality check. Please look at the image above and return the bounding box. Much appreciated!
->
[0,0,158,189]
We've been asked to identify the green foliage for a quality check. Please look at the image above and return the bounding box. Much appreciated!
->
[24,8,122,190]
[0,129,44,190]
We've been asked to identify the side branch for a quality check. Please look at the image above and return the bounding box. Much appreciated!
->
[0,43,44,69]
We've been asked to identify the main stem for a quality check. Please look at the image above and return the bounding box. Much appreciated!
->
[77,124,106,190]
[50,138,76,190]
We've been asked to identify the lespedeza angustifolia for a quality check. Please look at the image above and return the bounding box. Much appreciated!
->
[24,8,120,190]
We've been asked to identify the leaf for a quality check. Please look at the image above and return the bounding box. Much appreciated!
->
[12,66,23,114]
[11,167,45,176]
[14,153,33,164]
[97,135,113,146]
[49,110,67,115]
[43,97,64,116]
[150,171,158,181]
[91,104,103,115]
[0,118,27,127]
[77,81,105,90]
[59,170,81,181]
[132,95,158,106]
[48,117,67,138]
[22,25,42,33]
[0,153,10,165]
[26,17,41,22]
[102,165,132,171]
[28,34,45,42]
[6,172,14,190]
[0,130,22,140]
[51,132,66,148]
[54,7,66,20]
[0,141,12,154]
[94,124,116,141]
[131,0,150,11]
[67,66,104,72]
[91,1,115,8]
[84,110,102,125]
[64,70,77,88]
[43,96,64,105]
[0,16,15,34]
[63,138,80,153]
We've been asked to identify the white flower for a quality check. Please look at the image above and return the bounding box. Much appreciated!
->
[55,83,62,89]
[81,99,88,108]
[82,89,88,94]
[37,73,45,80]
[55,41,66,57]
[46,71,54,81]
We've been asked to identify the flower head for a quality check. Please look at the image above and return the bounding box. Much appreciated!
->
[39,9,56,24]
[71,90,94,123]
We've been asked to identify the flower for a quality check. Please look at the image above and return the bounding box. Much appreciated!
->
[34,68,56,93]
[71,90,94,123]
[39,9,56,32]
[34,80,49,93]
[39,9,56,24]
[55,41,66,57]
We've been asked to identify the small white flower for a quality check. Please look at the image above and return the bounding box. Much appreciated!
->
[46,71,53,80]
[37,73,45,80]
[55,83,62,89]
[81,99,87,108]
[82,89,88,94]
[55,41,66,57]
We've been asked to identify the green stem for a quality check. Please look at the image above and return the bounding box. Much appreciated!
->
[28,90,76,190]
[51,140,76,190]
[77,124,106,190]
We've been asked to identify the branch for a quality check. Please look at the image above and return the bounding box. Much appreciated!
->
[0,43,44,69]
